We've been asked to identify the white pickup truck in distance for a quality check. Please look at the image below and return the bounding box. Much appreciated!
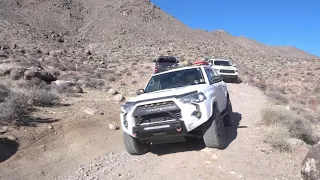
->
[120,65,234,155]
[207,59,239,83]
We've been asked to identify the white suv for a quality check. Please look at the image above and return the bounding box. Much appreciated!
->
[120,65,234,155]
[207,59,239,83]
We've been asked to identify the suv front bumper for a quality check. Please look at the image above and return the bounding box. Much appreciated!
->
[132,120,188,143]
[120,97,215,139]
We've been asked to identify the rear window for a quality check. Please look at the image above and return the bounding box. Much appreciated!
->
[157,57,177,63]
[214,60,231,66]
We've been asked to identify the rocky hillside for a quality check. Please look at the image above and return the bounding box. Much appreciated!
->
[0,0,319,122]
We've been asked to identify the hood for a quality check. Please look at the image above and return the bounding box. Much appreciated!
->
[126,84,208,103]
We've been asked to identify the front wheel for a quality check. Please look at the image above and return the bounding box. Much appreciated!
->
[202,107,226,149]
[123,132,149,155]
[223,98,233,126]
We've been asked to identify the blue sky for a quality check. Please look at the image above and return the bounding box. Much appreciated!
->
[151,0,320,57]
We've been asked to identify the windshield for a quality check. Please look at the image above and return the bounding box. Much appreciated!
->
[145,67,206,93]
[214,60,231,66]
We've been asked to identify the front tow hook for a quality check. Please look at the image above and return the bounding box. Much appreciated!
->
[175,123,182,132]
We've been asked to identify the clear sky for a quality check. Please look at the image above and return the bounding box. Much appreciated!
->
[151,0,320,57]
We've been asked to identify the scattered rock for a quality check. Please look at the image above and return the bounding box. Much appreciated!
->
[114,94,124,102]
[53,80,73,86]
[109,123,119,130]
[0,128,7,134]
[48,125,53,129]
[285,106,290,110]
[7,135,18,141]
[293,145,311,165]
[70,85,83,93]
[84,108,98,116]
[286,138,306,150]
[24,68,57,82]
[85,49,92,56]
[49,50,62,57]
[0,50,8,58]
[108,88,117,95]
[301,144,320,180]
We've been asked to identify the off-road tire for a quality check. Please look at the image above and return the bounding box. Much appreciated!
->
[123,132,149,155]
[234,76,241,84]
[223,98,233,126]
[202,107,226,149]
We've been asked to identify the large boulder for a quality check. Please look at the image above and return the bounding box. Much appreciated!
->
[24,68,57,82]
[114,94,124,102]
[0,50,8,58]
[301,144,320,180]
[10,68,27,80]
[286,138,306,150]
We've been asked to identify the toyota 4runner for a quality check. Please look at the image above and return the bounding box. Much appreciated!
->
[120,65,234,155]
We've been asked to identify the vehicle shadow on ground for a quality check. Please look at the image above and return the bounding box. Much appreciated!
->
[149,138,206,156]
[0,138,19,163]
[149,112,243,156]
[19,117,60,127]
[225,112,243,148]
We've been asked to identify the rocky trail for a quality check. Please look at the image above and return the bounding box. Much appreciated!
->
[0,83,301,180]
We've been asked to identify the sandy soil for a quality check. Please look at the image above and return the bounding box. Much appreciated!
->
[0,83,300,180]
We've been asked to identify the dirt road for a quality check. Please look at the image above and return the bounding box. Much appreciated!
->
[0,83,299,180]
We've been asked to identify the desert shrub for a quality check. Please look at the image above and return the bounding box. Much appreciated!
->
[30,88,60,107]
[264,124,290,151]
[0,85,10,102]
[253,80,267,91]
[314,85,320,94]
[0,92,30,125]
[82,78,105,89]
[144,65,151,69]
[16,78,48,89]
[51,83,83,94]
[261,105,317,150]
[266,91,290,105]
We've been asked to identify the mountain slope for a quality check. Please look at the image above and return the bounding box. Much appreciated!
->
[0,0,317,59]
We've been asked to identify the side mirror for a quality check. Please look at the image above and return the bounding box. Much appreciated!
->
[136,89,145,95]
[210,76,223,84]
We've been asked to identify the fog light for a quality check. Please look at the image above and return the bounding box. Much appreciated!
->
[192,111,202,118]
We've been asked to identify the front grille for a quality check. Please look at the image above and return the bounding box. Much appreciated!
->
[136,101,175,109]
[134,110,182,125]
[220,70,235,73]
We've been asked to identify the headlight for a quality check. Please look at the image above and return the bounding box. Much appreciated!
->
[120,102,136,113]
[178,92,206,103]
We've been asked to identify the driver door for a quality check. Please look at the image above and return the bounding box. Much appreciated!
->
[204,68,226,112]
